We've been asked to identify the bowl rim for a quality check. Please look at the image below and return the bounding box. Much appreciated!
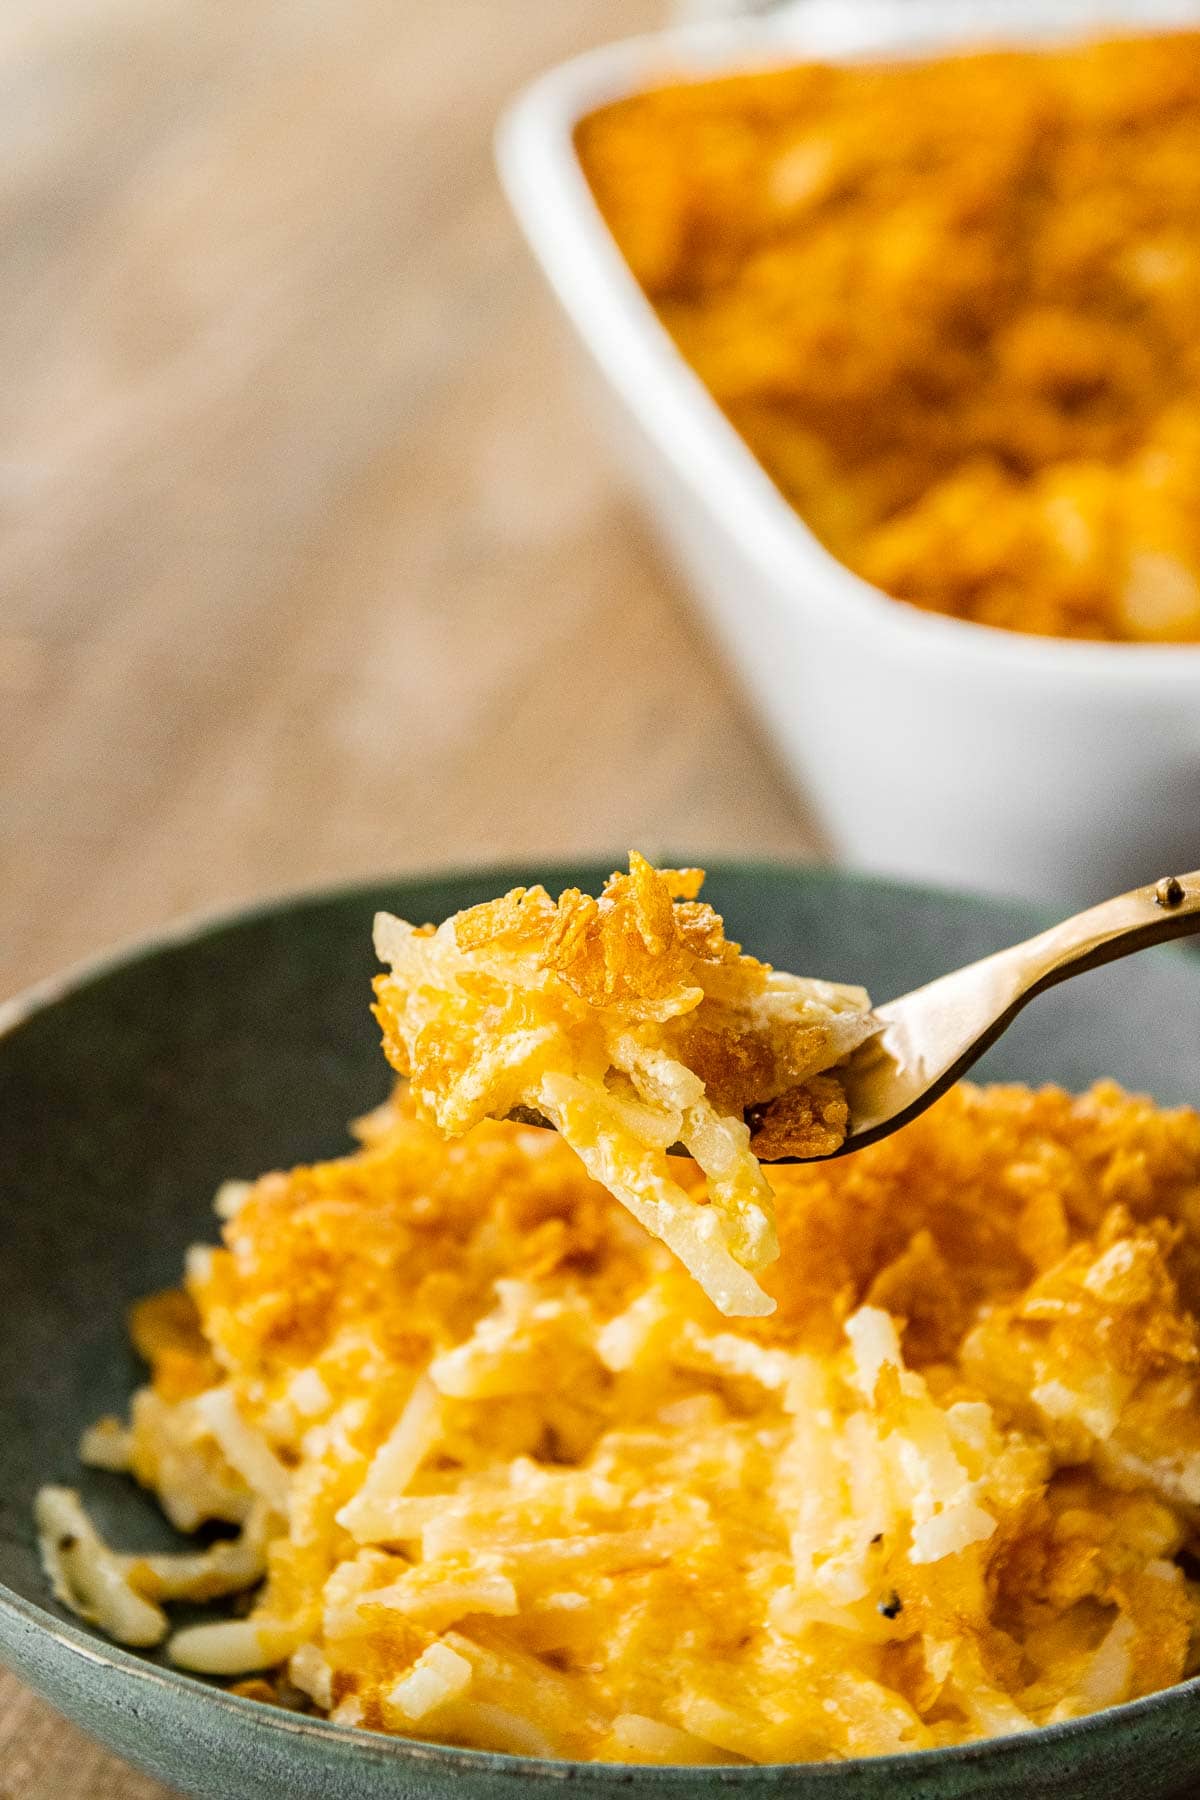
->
[4,860,1200,1784]
[495,0,1200,684]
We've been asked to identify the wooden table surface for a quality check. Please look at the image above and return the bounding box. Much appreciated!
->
[0,1,818,1791]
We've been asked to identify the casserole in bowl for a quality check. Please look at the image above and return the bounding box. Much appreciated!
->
[5,864,1200,1796]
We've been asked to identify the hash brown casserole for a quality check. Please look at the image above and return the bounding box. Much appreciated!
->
[34,883,1200,1762]
[578,32,1200,643]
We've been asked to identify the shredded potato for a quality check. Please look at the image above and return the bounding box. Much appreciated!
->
[37,1075,1200,1761]
[577,32,1200,642]
[372,856,874,1316]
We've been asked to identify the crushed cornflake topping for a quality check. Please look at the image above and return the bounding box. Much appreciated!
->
[372,855,874,1316]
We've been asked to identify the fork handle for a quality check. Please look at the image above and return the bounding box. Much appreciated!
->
[841,871,1200,1150]
[1009,870,1200,994]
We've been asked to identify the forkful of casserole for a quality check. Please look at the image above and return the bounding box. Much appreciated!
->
[373,853,1200,1318]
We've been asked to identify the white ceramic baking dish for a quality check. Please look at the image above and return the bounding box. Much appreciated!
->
[497,0,1200,904]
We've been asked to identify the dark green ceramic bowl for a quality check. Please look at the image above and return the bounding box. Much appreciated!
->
[3,863,1200,1800]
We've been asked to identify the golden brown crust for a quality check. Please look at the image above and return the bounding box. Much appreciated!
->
[579,35,1200,644]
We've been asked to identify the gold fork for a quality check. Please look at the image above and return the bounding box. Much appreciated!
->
[511,871,1200,1163]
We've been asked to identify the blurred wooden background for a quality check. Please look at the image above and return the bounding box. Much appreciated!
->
[0,0,819,1791]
